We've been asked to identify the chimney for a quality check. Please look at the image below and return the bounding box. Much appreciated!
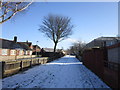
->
[14,36,17,43]
[26,40,28,43]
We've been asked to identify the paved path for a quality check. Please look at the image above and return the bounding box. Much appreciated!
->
[2,55,110,88]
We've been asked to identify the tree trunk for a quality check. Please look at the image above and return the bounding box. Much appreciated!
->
[54,42,57,53]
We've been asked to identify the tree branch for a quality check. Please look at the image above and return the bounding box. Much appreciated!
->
[0,0,33,24]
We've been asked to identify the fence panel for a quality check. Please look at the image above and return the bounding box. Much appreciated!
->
[4,61,21,77]
[2,57,48,78]
[84,49,105,77]
[83,48,119,88]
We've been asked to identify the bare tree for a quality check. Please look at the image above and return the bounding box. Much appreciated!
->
[68,41,86,56]
[0,0,33,24]
[39,14,73,52]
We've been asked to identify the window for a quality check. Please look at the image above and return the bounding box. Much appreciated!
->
[23,50,26,55]
[19,50,23,55]
[23,50,29,55]
[110,41,114,45]
[2,49,8,55]
[30,51,32,55]
[25,51,28,55]
[106,41,114,46]
[10,50,16,55]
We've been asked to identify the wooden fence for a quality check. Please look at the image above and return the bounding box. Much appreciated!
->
[83,48,104,78]
[0,57,48,78]
[83,48,119,88]
[0,52,65,78]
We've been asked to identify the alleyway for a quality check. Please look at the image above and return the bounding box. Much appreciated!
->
[2,55,110,88]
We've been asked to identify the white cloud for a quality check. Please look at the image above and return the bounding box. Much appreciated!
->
[64,38,78,43]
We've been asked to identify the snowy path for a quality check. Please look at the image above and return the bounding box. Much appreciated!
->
[2,55,110,88]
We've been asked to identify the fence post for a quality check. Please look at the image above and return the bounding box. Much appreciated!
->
[44,59,46,64]
[30,59,32,67]
[43,59,44,64]
[45,58,47,64]
[42,59,43,64]
[20,61,23,71]
[1,61,5,78]
[38,58,40,64]
[47,58,48,63]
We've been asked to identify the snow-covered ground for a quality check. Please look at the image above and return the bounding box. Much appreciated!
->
[2,55,110,88]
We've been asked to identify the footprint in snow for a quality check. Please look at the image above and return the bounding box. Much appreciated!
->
[101,85,104,87]
[48,81,51,83]
[38,82,42,84]
[65,85,67,87]
[34,86,41,88]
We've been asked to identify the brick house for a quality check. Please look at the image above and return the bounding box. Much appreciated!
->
[42,48,54,52]
[0,36,33,56]
[18,41,33,55]
[32,45,41,55]
[42,48,63,52]
[19,41,33,50]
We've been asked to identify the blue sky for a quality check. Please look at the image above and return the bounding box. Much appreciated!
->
[2,2,118,50]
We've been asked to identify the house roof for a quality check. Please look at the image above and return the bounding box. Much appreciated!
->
[43,48,54,52]
[0,38,32,50]
[19,42,32,47]
[18,42,32,50]
[95,37,120,41]
[43,48,62,52]
[32,45,41,49]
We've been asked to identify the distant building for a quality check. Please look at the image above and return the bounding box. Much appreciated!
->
[43,48,54,52]
[42,48,65,53]
[0,36,33,56]
[40,48,65,57]
[32,45,41,55]
[85,37,120,49]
